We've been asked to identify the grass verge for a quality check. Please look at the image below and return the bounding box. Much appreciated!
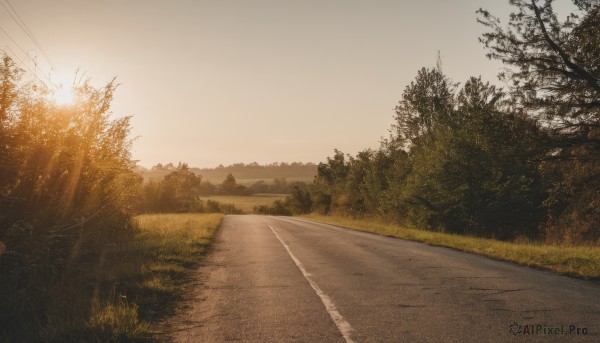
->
[301,214,600,280]
[3,213,224,342]
[127,213,224,338]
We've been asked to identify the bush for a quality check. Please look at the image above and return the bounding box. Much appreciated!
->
[0,54,140,341]
[253,200,292,216]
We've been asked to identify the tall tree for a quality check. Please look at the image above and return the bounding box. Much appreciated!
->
[479,0,600,243]
[478,0,600,147]
[393,67,456,148]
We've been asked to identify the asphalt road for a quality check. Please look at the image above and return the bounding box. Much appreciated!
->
[168,215,600,343]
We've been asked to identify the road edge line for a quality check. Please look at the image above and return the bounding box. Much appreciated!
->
[268,225,356,343]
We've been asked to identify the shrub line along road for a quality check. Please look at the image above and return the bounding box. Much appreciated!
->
[168,215,600,342]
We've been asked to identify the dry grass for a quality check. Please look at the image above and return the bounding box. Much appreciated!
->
[133,213,223,298]
[199,195,287,213]
[302,214,600,279]
[21,213,224,342]
[94,213,224,341]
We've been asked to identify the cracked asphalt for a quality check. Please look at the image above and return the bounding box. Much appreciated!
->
[167,215,600,343]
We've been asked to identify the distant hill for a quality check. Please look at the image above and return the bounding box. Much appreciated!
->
[135,162,317,185]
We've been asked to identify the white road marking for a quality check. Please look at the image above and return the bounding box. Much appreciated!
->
[268,225,357,343]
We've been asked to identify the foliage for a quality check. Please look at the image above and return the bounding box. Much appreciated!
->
[247,177,307,195]
[393,67,456,148]
[309,1,599,245]
[0,53,140,341]
[219,173,248,195]
[312,73,547,240]
[542,154,600,244]
[479,0,600,243]
[403,77,546,239]
[311,149,350,214]
[253,186,311,215]
[254,200,293,216]
[138,163,205,213]
[478,0,600,131]
[288,186,312,214]
[137,167,244,213]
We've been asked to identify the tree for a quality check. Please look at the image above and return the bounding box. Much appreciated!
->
[403,77,546,238]
[288,185,312,214]
[161,163,203,212]
[479,0,600,243]
[249,180,269,194]
[271,177,288,193]
[343,150,371,215]
[220,173,237,194]
[0,53,139,339]
[138,164,206,212]
[313,149,351,214]
[219,173,246,195]
[370,141,411,220]
[393,67,456,148]
[478,0,600,148]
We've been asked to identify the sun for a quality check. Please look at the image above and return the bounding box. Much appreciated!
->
[53,84,75,106]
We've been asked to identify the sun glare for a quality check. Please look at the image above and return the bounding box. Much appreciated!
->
[53,85,74,106]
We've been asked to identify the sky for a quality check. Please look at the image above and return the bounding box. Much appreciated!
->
[0,1,575,168]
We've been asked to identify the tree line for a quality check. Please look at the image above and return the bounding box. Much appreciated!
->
[136,163,309,213]
[138,161,316,183]
[306,1,599,244]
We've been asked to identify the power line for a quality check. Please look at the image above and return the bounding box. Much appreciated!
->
[1,0,56,73]
[0,25,27,57]
[0,0,60,87]
[0,23,53,86]
[0,26,50,85]
[0,26,29,66]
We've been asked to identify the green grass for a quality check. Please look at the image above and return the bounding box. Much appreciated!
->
[199,195,287,213]
[131,213,223,312]
[90,213,224,342]
[13,213,225,342]
[301,214,600,280]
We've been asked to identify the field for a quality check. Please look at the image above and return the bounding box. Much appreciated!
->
[235,177,315,185]
[199,195,287,213]
[302,214,600,279]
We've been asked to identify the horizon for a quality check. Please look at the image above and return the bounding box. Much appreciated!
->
[136,160,319,170]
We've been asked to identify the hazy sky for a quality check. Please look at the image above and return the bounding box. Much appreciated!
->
[0,1,574,168]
